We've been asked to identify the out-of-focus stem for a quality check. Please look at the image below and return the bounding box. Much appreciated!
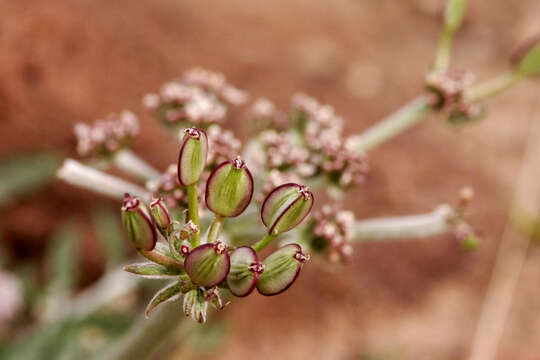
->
[207,215,224,243]
[252,233,278,252]
[352,204,455,242]
[186,183,201,247]
[433,29,453,73]
[57,159,150,201]
[349,96,434,153]
[95,301,196,360]
[139,249,183,271]
[113,149,162,181]
[467,71,523,102]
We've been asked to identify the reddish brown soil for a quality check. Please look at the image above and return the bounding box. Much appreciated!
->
[1,0,540,359]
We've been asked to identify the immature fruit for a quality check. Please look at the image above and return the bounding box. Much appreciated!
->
[256,244,309,296]
[226,247,264,297]
[150,197,171,230]
[121,193,157,251]
[184,242,230,287]
[178,127,208,186]
[261,183,314,235]
[205,157,254,217]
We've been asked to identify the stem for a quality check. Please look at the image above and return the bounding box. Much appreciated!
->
[351,204,455,242]
[186,183,201,247]
[252,233,278,252]
[95,301,196,360]
[433,30,453,73]
[468,94,540,360]
[138,249,183,271]
[57,159,151,201]
[467,71,523,102]
[207,215,224,243]
[349,96,433,153]
[113,149,162,181]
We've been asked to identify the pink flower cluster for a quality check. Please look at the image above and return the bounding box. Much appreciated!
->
[255,169,301,202]
[74,111,139,157]
[425,70,483,124]
[146,164,195,210]
[143,68,247,126]
[292,93,368,188]
[205,125,242,169]
[248,98,288,130]
[310,204,355,262]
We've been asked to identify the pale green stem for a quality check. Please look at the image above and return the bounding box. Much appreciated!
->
[252,233,278,252]
[139,249,183,271]
[349,96,434,153]
[95,301,196,360]
[467,71,523,102]
[113,149,162,181]
[57,159,151,201]
[352,204,455,242]
[207,215,224,243]
[186,183,201,247]
[433,29,454,73]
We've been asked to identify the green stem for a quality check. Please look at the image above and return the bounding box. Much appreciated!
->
[433,30,453,73]
[186,183,201,247]
[139,249,183,271]
[207,215,224,243]
[467,71,523,102]
[349,96,434,153]
[252,233,277,252]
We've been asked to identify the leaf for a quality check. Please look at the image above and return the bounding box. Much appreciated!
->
[123,262,182,279]
[145,282,181,318]
[93,207,126,269]
[0,152,60,207]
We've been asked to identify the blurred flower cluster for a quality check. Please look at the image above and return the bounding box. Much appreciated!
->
[74,110,139,157]
[425,69,483,125]
[143,68,248,127]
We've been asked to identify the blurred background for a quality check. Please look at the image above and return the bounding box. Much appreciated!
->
[1,0,540,359]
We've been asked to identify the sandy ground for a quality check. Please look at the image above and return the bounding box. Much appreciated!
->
[1,0,540,359]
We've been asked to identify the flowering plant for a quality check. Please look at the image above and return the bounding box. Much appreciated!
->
[56,0,540,328]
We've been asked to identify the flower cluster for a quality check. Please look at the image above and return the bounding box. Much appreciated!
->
[143,68,248,127]
[425,69,483,124]
[251,94,369,189]
[122,128,314,323]
[305,204,355,262]
[145,164,190,210]
[74,110,139,157]
[247,98,288,130]
[205,124,242,169]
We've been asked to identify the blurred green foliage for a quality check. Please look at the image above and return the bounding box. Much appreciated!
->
[0,153,60,207]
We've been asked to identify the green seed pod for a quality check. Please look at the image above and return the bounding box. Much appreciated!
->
[261,183,314,236]
[256,244,309,296]
[226,247,264,297]
[205,157,254,217]
[150,197,171,230]
[178,127,208,186]
[184,242,230,287]
[121,193,157,251]
[512,35,540,77]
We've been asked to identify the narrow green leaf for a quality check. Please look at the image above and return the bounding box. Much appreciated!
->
[145,282,181,318]
[123,262,182,278]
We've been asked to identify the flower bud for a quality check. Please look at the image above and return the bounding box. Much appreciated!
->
[183,289,208,323]
[178,127,208,186]
[121,193,157,251]
[256,244,308,296]
[261,183,314,236]
[512,35,540,77]
[184,241,230,287]
[150,197,171,229]
[205,157,254,217]
[226,247,264,297]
